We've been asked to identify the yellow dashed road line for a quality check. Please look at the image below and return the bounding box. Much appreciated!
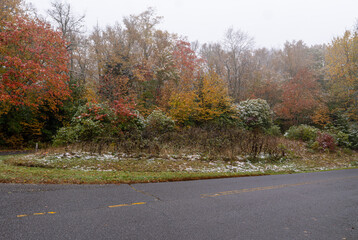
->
[17,212,57,218]
[108,202,146,208]
[201,176,358,198]
[16,202,147,218]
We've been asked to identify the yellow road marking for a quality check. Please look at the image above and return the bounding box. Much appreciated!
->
[201,176,358,198]
[17,212,57,218]
[108,202,146,208]
[131,202,146,205]
[109,204,129,208]
[33,212,45,215]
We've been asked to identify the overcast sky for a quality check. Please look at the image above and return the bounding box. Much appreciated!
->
[28,0,358,49]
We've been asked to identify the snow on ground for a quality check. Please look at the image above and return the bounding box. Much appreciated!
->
[23,151,354,173]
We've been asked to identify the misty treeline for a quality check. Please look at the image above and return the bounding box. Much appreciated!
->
[0,0,357,149]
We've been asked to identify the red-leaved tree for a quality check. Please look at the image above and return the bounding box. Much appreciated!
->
[0,15,70,114]
[275,68,320,125]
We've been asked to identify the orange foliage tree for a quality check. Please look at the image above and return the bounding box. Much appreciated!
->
[274,69,320,125]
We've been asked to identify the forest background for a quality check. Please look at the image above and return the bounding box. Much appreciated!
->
[0,0,357,153]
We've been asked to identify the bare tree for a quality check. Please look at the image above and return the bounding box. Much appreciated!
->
[223,27,254,102]
[47,1,85,81]
[190,40,200,54]
[47,1,85,40]
[200,42,226,75]
[280,40,313,79]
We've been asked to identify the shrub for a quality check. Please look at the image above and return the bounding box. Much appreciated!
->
[348,124,358,150]
[115,110,146,132]
[265,125,281,136]
[325,123,358,150]
[235,99,273,132]
[145,110,175,134]
[309,141,321,151]
[52,127,79,146]
[73,103,114,126]
[75,118,104,141]
[334,131,351,148]
[316,132,336,152]
[113,100,145,131]
[53,102,145,145]
[198,112,243,130]
[285,125,318,142]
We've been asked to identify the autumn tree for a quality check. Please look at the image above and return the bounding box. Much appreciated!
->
[148,29,178,110]
[0,0,23,24]
[123,7,163,62]
[172,40,203,84]
[196,71,232,122]
[242,41,325,128]
[275,69,320,125]
[245,48,283,107]
[169,71,232,126]
[0,15,70,147]
[121,7,166,112]
[325,30,358,121]
[169,40,203,124]
[169,41,232,125]
[87,9,177,115]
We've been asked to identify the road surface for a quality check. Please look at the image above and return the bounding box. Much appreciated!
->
[1,169,357,239]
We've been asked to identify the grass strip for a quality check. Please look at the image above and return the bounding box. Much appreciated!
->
[0,154,357,184]
[0,161,274,184]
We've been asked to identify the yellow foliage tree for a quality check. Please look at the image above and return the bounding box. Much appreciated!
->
[169,71,232,125]
[326,30,358,121]
[196,71,232,121]
[169,89,198,125]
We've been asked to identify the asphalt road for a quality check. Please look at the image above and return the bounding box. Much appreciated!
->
[1,169,357,240]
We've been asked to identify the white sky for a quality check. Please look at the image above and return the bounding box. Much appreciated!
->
[28,0,358,48]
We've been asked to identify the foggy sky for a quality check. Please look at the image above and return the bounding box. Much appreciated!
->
[28,0,358,48]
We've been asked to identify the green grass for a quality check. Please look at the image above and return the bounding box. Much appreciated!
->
[0,151,357,184]
[0,154,286,184]
[0,161,267,184]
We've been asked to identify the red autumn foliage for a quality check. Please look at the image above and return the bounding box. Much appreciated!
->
[275,68,320,124]
[0,16,70,114]
[316,132,336,152]
[76,103,111,123]
[113,98,138,124]
[172,40,204,82]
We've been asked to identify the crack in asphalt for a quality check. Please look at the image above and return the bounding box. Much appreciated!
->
[128,184,162,201]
